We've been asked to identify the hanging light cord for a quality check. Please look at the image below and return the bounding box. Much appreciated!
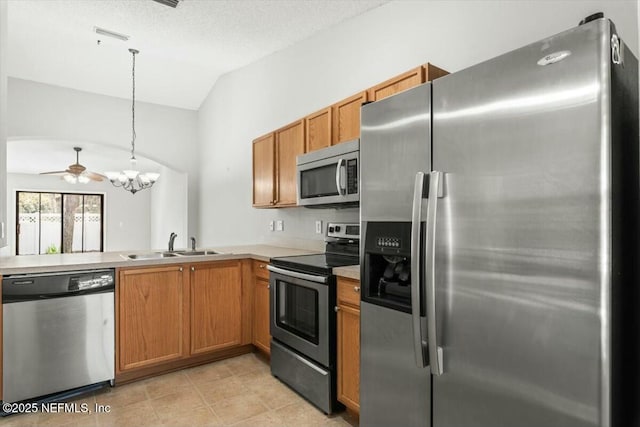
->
[131,49,137,161]
[105,47,159,194]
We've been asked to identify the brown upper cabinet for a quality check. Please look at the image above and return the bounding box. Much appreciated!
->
[252,63,448,207]
[305,107,332,152]
[252,120,305,208]
[332,91,369,146]
[368,63,449,102]
[252,133,275,207]
[275,119,305,206]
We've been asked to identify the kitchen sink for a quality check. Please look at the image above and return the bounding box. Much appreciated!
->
[172,250,218,256]
[126,252,179,260]
[124,250,221,260]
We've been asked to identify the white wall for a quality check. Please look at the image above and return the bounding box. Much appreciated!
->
[0,1,8,249]
[5,173,151,254]
[197,0,639,247]
[150,165,189,251]
[7,77,200,240]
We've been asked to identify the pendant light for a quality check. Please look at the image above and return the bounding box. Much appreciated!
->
[105,48,159,194]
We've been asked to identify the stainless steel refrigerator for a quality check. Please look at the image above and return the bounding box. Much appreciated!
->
[359,17,639,427]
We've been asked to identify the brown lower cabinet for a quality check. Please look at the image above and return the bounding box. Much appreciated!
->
[190,261,243,354]
[336,276,361,413]
[252,260,271,355]
[116,260,253,382]
[118,265,189,372]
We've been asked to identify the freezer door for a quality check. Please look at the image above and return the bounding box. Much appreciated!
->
[431,20,613,427]
[360,83,431,222]
[360,302,430,427]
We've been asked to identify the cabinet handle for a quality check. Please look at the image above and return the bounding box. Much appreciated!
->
[259,264,265,269]
[334,306,340,312]
[191,267,195,272]
[267,284,270,289]
[354,286,360,292]
[179,267,183,272]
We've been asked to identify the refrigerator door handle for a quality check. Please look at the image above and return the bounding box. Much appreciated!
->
[426,170,444,375]
[335,158,346,196]
[411,171,428,368]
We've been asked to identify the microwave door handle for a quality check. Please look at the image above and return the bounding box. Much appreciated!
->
[335,158,346,196]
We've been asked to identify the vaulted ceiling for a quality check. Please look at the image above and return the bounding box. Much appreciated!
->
[7,0,389,110]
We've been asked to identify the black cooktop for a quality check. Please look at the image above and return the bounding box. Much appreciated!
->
[270,253,358,276]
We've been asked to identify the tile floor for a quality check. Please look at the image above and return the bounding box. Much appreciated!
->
[0,352,358,427]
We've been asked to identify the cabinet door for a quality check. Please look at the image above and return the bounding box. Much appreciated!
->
[305,107,332,153]
[118,266,188,372]
[190,261,242,354]
[253,275,271,355]
[368,66,425,102]
[275,120,305,206]
[253,133,276,207]
[332,91,368,145]
[337,303,360,412]
[423,62,449,82]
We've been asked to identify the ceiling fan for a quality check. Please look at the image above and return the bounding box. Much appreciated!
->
[40,147,106,184]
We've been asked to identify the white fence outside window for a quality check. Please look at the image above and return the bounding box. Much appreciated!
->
[18,213,102,254]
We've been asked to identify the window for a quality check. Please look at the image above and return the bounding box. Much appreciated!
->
[16,191,104,255]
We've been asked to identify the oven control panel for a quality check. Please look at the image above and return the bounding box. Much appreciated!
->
[327,223,359,240]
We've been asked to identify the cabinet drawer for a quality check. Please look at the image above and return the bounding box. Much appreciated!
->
[253,260,270,280]
[337,277,360,307]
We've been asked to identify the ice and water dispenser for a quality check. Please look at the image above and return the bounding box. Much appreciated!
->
[362,222,422,315]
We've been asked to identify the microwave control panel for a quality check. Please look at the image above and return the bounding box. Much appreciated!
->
[347,159,358,194]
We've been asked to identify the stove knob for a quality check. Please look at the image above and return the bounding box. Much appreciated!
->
[329,226,334,233]
[335,226,341,232]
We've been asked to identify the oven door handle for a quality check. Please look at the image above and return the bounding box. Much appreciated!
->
[267,265,328,284]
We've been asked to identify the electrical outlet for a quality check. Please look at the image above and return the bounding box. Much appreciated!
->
[315,220,323,234]
[276,220,284,232]
[269,221,274,231]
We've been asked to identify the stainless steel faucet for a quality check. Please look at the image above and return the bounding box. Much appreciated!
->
[190,237,196,251]
[168,232,177,251]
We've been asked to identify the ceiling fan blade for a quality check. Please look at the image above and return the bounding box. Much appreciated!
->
[85,171,106,182]
[40,171,67,175]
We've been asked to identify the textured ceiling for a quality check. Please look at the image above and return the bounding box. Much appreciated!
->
[7,0,389,110]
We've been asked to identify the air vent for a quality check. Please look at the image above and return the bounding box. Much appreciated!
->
[94,26,129,42]
[151,0,180,8]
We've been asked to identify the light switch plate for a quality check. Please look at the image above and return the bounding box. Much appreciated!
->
[269,221,274,231]
[276,220,284,232]
[315,220,322,234]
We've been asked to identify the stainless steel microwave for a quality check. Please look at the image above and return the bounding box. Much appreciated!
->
[296,139,359,208]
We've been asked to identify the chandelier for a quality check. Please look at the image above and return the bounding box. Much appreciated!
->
[105,48,159,194]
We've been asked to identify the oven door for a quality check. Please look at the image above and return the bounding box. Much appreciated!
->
[268,266,330,367]
[297,151,359,206]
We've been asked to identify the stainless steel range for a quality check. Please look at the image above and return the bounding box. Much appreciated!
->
[268,223,359,414]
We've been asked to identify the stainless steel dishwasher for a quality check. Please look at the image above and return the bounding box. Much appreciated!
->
[2,269,115,403]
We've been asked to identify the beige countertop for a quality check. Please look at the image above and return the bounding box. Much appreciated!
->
[0,244,317,276]
[333,265,360,280]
